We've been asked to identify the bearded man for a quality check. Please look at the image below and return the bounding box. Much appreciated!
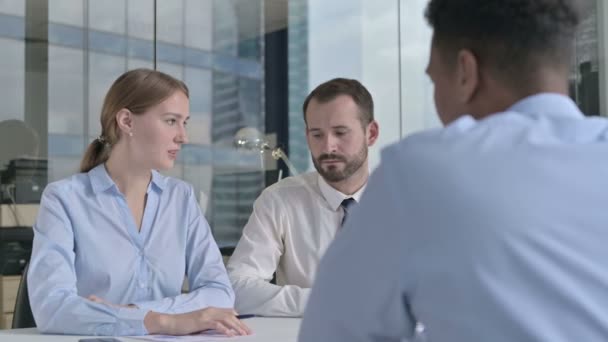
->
[227,78,379,317]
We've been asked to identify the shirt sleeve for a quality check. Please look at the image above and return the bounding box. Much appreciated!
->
[132,185,235,314]
[226,189,310,317]
[28,183,150,336]
[299,149,417,341]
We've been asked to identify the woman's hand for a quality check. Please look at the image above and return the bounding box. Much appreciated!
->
[144,307,252,336]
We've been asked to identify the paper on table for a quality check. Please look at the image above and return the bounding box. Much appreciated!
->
[131,330,254,342]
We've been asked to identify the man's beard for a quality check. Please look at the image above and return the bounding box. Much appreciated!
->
[312,144,367,183]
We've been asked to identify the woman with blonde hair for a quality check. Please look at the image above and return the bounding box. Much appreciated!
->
[28,68,251,336]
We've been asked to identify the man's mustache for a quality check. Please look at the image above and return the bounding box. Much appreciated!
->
[317,154,346,162]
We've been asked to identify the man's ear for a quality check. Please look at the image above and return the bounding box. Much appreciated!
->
[366,120,379,146]
[115,108,133,137]
[456,49,480,104]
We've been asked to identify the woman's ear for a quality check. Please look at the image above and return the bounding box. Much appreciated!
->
[115,108,133,137]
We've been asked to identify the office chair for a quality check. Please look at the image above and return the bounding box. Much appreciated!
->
[11,262,35,328]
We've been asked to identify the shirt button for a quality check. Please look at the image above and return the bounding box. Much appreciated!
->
[139,282,145,288]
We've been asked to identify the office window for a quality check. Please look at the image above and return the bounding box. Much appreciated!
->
[157,0,184,45]
[48,0,82,27]
[88,53,126,137]
[571,0,603,116]
[0,38,24,122]
[89,0,126,34]
[49,46,84,135]
[0,0,24,16]
[2,0,606,250]
[399,0,440,136]
[185,0,213,50]
[127,58,153,70]
[127,0,154,41]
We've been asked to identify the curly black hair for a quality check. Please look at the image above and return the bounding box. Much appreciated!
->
[425,0,582,86]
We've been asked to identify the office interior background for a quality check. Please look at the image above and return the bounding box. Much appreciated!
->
[0,0,605,255]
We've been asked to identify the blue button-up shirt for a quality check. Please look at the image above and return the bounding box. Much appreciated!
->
[28,164,234,336]
[300,93,608,342]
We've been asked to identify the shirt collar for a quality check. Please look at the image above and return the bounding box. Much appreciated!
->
[317,173,367,211]
[89,164,166,195]
[149,170,166,192]
[506,93,584,119]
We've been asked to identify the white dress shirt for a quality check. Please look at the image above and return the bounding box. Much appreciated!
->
[227,171,366,316]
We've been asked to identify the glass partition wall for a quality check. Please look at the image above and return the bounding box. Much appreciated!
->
[0,0,606,247]
[0,0,268,246]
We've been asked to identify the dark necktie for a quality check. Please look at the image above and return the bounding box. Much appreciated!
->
[340,197,356,227]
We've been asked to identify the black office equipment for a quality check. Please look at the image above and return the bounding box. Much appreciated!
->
[0,158,47,204]
[0,227,33,276]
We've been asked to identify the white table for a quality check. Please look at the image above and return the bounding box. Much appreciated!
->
[0,317,301,341]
